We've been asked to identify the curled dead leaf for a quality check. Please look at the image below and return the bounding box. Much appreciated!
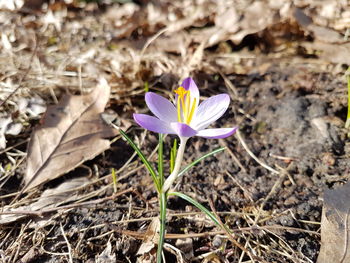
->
[0,177,90,225]
[24,78,117,192]
[318,182,350,262]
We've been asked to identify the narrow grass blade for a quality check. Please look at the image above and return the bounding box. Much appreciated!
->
[118,128,160,192]
[157,192,167,263]
[170,150,174,173]
[158,134,164,186]
[111,168,117,193]
[178,147,226,177]
[168,192,222,227]
[170,138,177,173]
[144,81,149,92]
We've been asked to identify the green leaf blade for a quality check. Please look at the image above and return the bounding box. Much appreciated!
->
[118,128,161,192]
[178,147,226,178]
[168,192,222,228]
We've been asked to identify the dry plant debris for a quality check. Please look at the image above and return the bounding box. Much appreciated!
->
[0,177,90,224]
[24,78,117,191]
[0,0,349,262]
[318,181,350,263]
[96,241,116,263]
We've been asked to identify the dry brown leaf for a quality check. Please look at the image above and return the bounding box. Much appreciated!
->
[0,177,90,224]
[137,217,160,261]
[96,242,116,263]
[192,1,277,47]
[302,42,350,64]
[294,7,345,44]
[215,6,239,33]
[152,32,190,57]
[24,78,117,191]
[318,182,350,263]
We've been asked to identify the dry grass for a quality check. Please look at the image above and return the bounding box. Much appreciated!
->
[0,0,348,262]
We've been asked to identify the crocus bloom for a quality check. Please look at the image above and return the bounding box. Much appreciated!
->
[133,77,237,139]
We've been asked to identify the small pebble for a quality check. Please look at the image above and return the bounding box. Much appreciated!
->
[212,235,222,248]
[284,195,298,206]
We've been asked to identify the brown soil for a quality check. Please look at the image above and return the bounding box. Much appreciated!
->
[0,1,349,263]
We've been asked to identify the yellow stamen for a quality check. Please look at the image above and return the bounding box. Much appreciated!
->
[186,98,197,124]
[175,87,187,122]
[177,96,182,122]
[180,95,186,119]
[174,86,188,97]
[174,86,197,125]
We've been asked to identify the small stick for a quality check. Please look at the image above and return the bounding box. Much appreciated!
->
[0,187,137,217]
[207,197,262,263]
[219,140,246,173]
[118,225,320,240]
[226,170,254,203]
[60,222,74,263]
[235,130,279,174]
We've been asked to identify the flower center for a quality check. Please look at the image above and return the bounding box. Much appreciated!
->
[174,86,197,125]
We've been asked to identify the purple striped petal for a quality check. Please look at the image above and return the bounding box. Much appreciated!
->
[192,94,230,130]
[170,122,197,138]
[133,114,175,134]
[145,92,177,122]
[196,127,238,139]
[182,77,199,109]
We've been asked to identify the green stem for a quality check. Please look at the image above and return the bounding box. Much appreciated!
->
[157,192,167,263]
[158,134,164,186]
[162,137,188,192]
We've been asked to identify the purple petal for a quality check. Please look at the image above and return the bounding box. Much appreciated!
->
[196,127,238,139]
[133,114,175,134]
[192,94,230,130]
[170,122,197,138]
[145,92,177,122]
[181,77,199,108]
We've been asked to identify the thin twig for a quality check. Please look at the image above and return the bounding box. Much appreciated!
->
[60,222,74,263]
[226,170,254,203]
[0,139,30,155]
[254,173,287,225]
[219,140,247,173]
[116,224,320,240]
[140,27,168,59]
[0,187,136,217]
[207,197,263,263]
[235,130,279,174]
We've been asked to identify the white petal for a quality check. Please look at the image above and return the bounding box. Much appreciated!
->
[192,94,230,130]
[145,92,177,122]
[196,127,238,139]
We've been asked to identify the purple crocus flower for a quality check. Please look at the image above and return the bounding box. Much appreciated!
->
[133,77,237,139]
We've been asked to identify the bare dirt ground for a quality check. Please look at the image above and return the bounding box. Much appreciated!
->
[0,1,349,262]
